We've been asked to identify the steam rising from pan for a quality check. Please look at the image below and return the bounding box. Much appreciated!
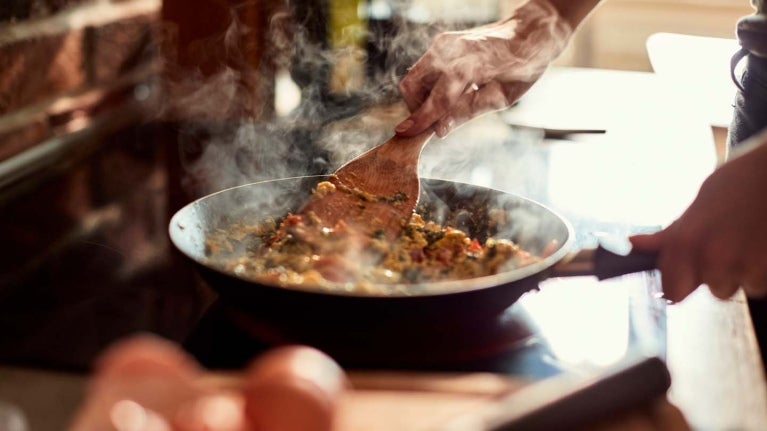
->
[160,1,553,222]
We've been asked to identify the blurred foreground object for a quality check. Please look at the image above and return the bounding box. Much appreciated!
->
[244,346,348,431]
[68,335,346,431]
[67,334,689,430]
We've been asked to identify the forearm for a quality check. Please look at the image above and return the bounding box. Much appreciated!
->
[396,0,599,137]
[546,0,604,29]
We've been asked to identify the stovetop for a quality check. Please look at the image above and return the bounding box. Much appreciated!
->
[182,261,665,379]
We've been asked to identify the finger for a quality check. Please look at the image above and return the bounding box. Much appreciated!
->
[244,346,348,431]
[72,337,204,431]
[398,55,439,113]
[95,334,201,379]
[699,241,741,300]
[434,80,531,137]
[742,268,767,298]
[641,220,701,303]
[707,283,741,300]
[659,256,698,303]
[399,73,434,114]
[743,283,767,299]
[397,73,468,137]
[700,264,740,299]
[174,393,248,431]
[655,225,700,303]
[701,272,740,300]
[646,398,691,430]
[629,231,665,253]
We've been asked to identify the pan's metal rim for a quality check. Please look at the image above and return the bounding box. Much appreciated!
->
[168,175,576,299]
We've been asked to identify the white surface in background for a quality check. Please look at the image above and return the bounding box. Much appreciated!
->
[646,32,741,128]
[522,276,630,368]
[429,67,718,227]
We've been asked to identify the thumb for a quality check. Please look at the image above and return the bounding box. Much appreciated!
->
[629,230,666,252]
[396,74,467,137]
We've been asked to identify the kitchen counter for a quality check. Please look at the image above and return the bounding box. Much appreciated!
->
[1,66,766,430]
[444,66,767,430]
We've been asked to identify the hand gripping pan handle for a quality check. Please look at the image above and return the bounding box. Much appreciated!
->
[551,239,658,280]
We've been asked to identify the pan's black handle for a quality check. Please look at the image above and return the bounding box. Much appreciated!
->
[593,243,658,280]
[551,241,658,280]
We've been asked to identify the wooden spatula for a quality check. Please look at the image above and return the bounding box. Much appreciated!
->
[299,130,435,240]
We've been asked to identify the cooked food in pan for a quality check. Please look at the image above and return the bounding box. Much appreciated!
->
[203,181,540,294]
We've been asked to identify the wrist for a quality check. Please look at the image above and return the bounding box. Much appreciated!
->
[505,0,574,56]
[544,0,603,30]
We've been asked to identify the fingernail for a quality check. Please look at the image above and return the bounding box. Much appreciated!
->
[396,119,414,134]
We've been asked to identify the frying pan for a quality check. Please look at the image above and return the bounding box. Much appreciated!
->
[169,175,657,365]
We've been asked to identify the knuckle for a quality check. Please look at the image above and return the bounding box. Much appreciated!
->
[426,89,453,112]
[432,32,453,47]
[479,85,510,111]
[433,32,448,43]
[451,67,470,83]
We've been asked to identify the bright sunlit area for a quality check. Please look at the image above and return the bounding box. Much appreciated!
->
[519,276,631,369]
[559,0,752,161]
[556,0,752,72]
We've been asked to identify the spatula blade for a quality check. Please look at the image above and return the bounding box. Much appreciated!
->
[299,131,434,240]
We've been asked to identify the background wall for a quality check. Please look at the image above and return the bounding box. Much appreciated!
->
[558,0,754,71]
[0,0,161,166]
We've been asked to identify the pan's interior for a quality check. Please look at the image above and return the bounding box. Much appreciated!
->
[169,175,573,295]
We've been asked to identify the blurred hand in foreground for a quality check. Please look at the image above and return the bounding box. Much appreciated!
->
[68,335,347,431]
[582,398,690,431]
[69,336,690,430]
[395,0,575,138]
[631,130,767,302]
